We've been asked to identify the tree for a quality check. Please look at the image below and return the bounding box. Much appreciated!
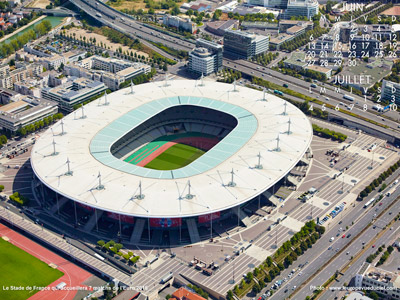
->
[213,9,222,20]
[165,294,172,300]
[97,240,105,248]
[246,272,253,282]
[368,292,379,300]
[0,185,4,192]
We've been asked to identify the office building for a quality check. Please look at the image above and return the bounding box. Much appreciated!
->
[248,0,288,9]
[269,34,294,50]
[355,263,400,300]
[0,95,58,133]
[381,80,400,105]
[65,56,151,91]
[205,20,239,36]
[195,38,223,71]
[285,0,319,19]
[188,48,215,75]
[349,36,381,58]
[163,15,196,33]
[279,20,314,32]
[223,29,269,59]
[41,77,107,112]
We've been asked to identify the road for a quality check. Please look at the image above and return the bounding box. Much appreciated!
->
[318,218,400,300]
[69,0,195,54]
[293,197,399,300]
[67,0,400,140]
[224,59,400,132]
[265,176,400,300]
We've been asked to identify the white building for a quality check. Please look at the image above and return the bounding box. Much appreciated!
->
[40,54,66,71]
[65,56,151,91]
[0,95,58,133]
[41,77,107,111]
[189,48,215,75]
[163,15,196,33]
[355,263,400,300]
[381,79,400,105]
[285,0,319,19]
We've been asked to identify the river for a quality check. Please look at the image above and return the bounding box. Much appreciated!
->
[1,16,65,46]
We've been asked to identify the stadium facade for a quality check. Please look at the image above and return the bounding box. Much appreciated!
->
[31,80,313,245]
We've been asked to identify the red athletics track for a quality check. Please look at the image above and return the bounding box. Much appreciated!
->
[0,223,92,300]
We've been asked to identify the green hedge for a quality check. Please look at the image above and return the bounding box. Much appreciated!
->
[359,159,400,199]
[312,124,347,142]
[9,192,29,206]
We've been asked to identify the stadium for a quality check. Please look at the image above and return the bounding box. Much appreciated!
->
[30,80,313,245]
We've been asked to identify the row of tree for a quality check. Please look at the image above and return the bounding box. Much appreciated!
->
[0,20,52,58]
[312,124,347,142]
[217,69,242,84]
[359,159,400,199]
[97,240,140,264]
[16,113,63,137]
[251,77,329,120]
[251,52,279,67]
[280,27,329,52]
[376,245,394,266]
[119,68,157,89]
[227,221,325,299]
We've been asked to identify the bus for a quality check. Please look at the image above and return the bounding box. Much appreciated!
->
[160,272,173,284]
[364,198,375,208]
[343,94,354,101]
[274,90,283,96]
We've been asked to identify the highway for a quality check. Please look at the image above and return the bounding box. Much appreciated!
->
[293,195,400,299]
[318,218,400,300]
[224,59,400,132]
[69,0,195,52]
[265,174,400,300]
[68,0,400,140]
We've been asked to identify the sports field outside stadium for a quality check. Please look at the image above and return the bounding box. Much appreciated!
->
[123,132,219,170]
[0,238,64,300]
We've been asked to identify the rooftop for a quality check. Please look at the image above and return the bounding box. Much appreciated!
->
[172,288,206,300]
[31,80,312,218]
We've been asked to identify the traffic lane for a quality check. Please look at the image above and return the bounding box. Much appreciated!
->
[77,0,194,51]
[292,200,400,299]
[226,59,400,130]
[270,191,400,299]
[318,220,400,300]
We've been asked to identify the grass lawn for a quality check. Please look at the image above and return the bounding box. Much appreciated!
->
[145,143,204,170]
[0,238,64,300]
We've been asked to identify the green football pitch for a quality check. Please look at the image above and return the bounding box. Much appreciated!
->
[144,143,205,170]
[0,238,64,300]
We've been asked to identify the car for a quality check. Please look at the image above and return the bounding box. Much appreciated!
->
[372,245,375,248]
[382,118,385,121]
[346,251,350,255]
[330,237,334,242]
[379,202,382,206]
[336,233,340,237]
[336,248,339,252]
[347,234,351,238]
[342,234,346,238]
[328,246,332,250]
[292,286,296,290]
[339,102,344,106]
[362,241,365,245]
